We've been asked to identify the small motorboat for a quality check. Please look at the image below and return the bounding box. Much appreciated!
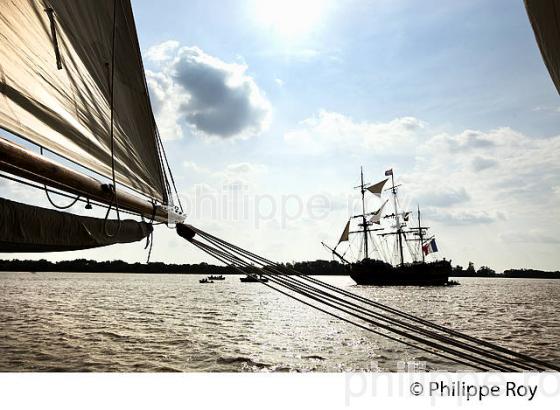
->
[240,274,268,283]
[208,275,225,281]
[199,278,214,284]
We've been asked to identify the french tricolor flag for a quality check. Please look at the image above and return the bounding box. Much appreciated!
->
[422,238,439,256]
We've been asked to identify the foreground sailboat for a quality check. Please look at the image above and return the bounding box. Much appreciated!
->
[323,168,452,286]
[0,0,184,252]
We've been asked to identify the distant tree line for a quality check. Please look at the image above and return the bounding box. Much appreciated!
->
[0,258,347,276]
[452,261,560,279]
[0,258,558,278]
[0,258,233,275]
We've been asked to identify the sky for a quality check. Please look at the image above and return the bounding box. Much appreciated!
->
[2,0,560,272]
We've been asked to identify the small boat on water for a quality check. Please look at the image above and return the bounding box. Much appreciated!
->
[199,278,214,284]
[240,274,269,283]
[208,275,225,280]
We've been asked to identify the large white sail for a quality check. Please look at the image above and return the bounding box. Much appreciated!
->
[0,0,168,202]
[525,0,560,95]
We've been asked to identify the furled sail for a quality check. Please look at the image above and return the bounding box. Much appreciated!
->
[0,0,168,202]
[525,0,560,94]
[338,220,350,244]
[369,200,388,224]
[0,197,152,252]
[366,178,388,197]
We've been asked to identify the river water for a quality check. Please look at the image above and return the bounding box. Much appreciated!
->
[1,272,559,372]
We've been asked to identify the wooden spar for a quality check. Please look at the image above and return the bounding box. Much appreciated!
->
[0,136,184,224]
[418,205,425,263]
[359,166,369,259]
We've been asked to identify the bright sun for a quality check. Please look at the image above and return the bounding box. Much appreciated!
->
[252,0,327,40]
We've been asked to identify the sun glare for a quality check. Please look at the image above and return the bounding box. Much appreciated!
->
[252,0,327,40]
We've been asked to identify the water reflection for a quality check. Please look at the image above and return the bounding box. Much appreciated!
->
[0,273,558,371]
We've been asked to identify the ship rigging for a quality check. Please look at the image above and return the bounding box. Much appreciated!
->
[323,168,451,286]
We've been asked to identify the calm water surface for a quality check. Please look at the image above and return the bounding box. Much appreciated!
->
[1,272,559,372]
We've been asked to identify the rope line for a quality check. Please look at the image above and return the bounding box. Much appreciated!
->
[192,231,517,371]
[0,172,139,218]
[103,0,122,238]
[191,226,557,371]
[189,237,490,371]
[181,224,560,372]
[193,234,486,371]
[38,147,81,209]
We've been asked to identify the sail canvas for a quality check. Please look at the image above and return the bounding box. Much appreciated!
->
[338,220,350,244]
[525,0,560,95]
[366,178,388,197]
[369,200,388,224]
[0,0,168,202]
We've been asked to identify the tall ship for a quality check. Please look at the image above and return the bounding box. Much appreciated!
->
[323,168,451,286]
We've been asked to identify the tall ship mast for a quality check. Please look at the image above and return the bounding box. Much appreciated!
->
[323,168,452,286]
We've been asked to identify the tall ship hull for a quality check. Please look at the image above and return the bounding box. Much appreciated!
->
[349,259,451,286]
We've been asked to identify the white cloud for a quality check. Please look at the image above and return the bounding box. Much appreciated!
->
[146,71,183,140]
[146,43,271,140]
[532,105,560,114]
[145,40,180,62]
[284,116,560,219]
[499,229,560,244]
[219,162,267,189]
[424,207,505,225]
[180,161,267,190]
[183,160,210,174]
[406,127,560,261]
[225,162,267,176]
[413,186,471,208]
[416,127,560,208]
[425,127,527,154]
[471,156,498,172]
[281,112,560,269]
[284,110,426,155]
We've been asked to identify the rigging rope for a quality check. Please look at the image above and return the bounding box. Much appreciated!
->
[38,147,81,209]
[192,230,525,371]
[0,171,142,218]
[190,236,506,371]
[103,0,121,238]
[201,225,557,371]
[156,128,183,212]
[376,233,390,263]
[191,238,489,371]
[143,202,157,262]
[177,223,560,372]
